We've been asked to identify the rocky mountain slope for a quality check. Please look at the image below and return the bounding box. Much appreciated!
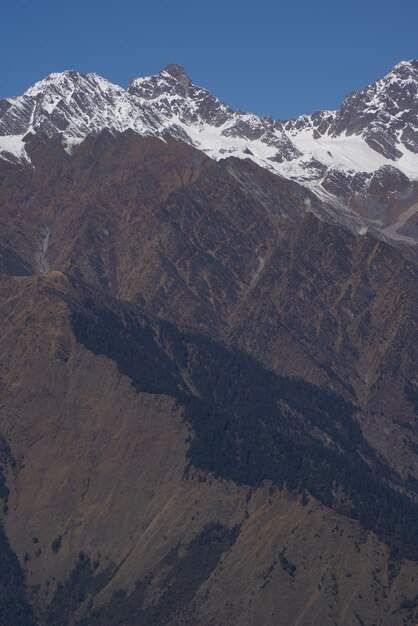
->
[1,271,418,626]
[0,61,418,625]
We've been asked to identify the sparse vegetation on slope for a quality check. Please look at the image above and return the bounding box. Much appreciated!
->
[70,300,418,555]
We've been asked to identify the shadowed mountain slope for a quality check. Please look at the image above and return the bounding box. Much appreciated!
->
[0,272,418,625]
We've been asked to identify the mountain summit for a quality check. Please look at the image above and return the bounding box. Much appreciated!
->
[129,63,194,98]
[0,61,417,245]
[162,62,193,84]
[2,60,417,174]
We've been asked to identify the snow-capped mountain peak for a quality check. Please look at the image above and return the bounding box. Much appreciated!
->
[161,63,193,91]
[389,59,418,79]
[0,70,165,160]
[24,70,119,99]
[0,61,417,241]
[129,63,194,100]
[322,59,418,161]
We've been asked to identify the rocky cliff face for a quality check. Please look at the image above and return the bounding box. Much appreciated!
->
[0,62,418,625]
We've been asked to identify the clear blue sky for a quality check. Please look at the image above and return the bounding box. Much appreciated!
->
[2,0,417,119]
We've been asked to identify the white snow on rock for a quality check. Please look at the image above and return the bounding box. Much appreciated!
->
[0,62,417,220]
[0,135,29,162]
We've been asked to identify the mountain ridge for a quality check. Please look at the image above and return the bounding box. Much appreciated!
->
[1,60,417,249]
[2,60,417,172]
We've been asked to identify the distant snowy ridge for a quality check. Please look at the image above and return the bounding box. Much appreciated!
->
[1,61,418,244]
[1,61,418,174]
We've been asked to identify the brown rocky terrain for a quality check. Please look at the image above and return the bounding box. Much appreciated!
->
[0,272,418,626]
[1,131,418,625]
[1,133,417,479]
